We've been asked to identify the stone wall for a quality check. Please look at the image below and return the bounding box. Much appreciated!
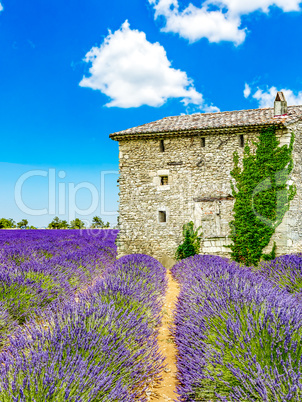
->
[278,122,302,253]
[116,127,302,267]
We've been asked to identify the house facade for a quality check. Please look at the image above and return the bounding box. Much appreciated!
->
[110,93,302,267]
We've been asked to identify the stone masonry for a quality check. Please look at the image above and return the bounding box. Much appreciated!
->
[110,93,302,268]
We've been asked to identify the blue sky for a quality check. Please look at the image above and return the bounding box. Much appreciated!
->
[1,0,302,227]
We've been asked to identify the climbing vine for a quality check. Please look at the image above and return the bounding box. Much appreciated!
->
[229,127,296,266]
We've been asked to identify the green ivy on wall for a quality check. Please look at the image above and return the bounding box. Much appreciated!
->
[229,127,296,266]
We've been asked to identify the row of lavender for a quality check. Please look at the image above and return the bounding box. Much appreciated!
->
[0,229,118,346]
[0,254,167,401]
[172,255,302,401]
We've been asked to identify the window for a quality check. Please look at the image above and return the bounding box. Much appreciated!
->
[201,137,206,147]
[159,140,165,152]
[239,135,244,148]
[159,211,167,223]
[160,176,169,185]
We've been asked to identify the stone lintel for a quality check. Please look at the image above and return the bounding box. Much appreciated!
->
[167,161,183,166]
[194,196,234,202]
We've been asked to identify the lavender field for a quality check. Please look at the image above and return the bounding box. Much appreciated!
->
[0,229,118,343]
[1,229,302,401]
[0,231,167,401]
[172,255,302,401]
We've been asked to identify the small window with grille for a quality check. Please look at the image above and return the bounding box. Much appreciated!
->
[160,176,169,185]
[201,137,206,147]
[159,211,167,223]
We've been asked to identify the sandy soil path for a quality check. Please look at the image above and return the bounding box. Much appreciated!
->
[148,269,180,401]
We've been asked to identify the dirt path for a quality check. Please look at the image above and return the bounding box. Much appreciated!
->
[148,269,180,401]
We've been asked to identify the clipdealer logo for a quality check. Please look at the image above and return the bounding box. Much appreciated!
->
[14,168,119,221]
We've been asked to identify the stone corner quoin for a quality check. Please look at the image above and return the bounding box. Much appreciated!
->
[109,93,302,266]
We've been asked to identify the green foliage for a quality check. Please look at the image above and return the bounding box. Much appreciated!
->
[23,272,62,292]
[92,216,110,228]
[69,218,85,229]
[262,241,277,261]
[48,216,69,229]
[17,219,28,229]
[0,218,16,229]
[175,221,202,260]
[229,128,296,266]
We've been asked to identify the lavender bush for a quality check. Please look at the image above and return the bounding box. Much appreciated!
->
[87,254,167,327]
[256,254,302,295]
[172,255,302,401]
[0,254,167,401]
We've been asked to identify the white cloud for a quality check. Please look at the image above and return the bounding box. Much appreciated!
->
[162,5,245,44]
[203,104,220,113]
[149,0,245,45]
[245,85,302,108]
[184,103,220,114]
[243,83,251,98]
[148,0,301,45]
[210,0,301,15]
[80,21,217,110]
[0,3,3,12]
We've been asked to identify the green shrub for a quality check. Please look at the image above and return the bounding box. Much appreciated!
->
[175,221,202,260]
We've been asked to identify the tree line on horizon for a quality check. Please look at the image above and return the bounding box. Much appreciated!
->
[0,216,111,230]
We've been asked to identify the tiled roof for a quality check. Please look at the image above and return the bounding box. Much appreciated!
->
[110,105,302,139]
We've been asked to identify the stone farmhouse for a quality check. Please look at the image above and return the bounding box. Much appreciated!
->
[110,93,302,267]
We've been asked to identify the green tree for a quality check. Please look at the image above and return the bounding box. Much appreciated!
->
[17,219,28,229]
[92,216,110,228]
[60,220,69,229]
[48,217,69,229]
[0,218,16,229]
[229,127,296,266]
[175,221,202,260]
[69,218,85,229]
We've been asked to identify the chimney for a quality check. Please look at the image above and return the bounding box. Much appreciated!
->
[274,91,287,116]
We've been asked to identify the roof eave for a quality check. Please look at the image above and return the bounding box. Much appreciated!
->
[284,115,302,127]
[109,122,285,141]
